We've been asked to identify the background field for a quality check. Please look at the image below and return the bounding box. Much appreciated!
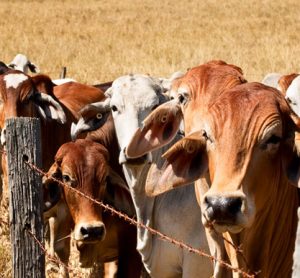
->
[1,0,300,84]
[1,0,300,276]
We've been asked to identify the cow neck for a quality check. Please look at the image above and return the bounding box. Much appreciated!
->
[224,177,298,277]
[122,161,155,269]
[86,114,124,181]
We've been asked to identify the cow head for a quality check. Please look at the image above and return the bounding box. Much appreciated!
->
[43,139,133,245]
[126,60,247,159]
[107,74,168,166]
[0,70,66,145]
[70,98,111,141]
[8,53,40,74]
[145,83,300,234]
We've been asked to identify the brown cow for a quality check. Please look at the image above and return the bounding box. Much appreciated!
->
[126,60,247,158]
[122,61,246,276]
[139,82,300,276]
[0,70,106,276]
[43,139,142,277]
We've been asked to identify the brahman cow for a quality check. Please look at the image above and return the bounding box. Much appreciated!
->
[0,70,106,276]
[71,74,213,278]
[43,139,142,277]
[122,61,247,276]
[132,81,300,277]
[8,53,39,74]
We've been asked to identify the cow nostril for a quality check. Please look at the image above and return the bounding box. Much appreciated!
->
[80,225,105,240]
[89,226,105,238]
[227,197,243,215]
[80,227,88,237]
[204,196,211,207]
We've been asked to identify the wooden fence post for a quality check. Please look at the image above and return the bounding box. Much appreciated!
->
[6,117,45,278]
[293,208,300,277]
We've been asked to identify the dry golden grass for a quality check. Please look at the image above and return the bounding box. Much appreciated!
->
[1,0,300,83]
[1,0,300,276]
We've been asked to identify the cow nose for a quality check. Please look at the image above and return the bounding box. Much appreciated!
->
[80,224,105,241]
[204,195,243,223]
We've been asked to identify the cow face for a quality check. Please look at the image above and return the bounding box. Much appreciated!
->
[0,71,37,127]
[147,83,300,234]
[108,74,166,165]
[125,61,246,159]
[70,100,111,141]
[8,53,39,74]
[45,140,109,244]
[0,71,66,145]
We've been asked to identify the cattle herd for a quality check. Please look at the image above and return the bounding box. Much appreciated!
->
[0,54,299,278]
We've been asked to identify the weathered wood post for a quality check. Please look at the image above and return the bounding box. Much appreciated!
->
[293,208,300,277]
[6,118,45,278]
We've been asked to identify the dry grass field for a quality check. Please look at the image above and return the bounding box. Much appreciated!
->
[1,0,300,276]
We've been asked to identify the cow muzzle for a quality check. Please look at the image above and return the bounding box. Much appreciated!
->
[74,221,106,244]
[202,193,248,233]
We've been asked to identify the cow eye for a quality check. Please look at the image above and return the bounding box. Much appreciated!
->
[178,94,185,104]
[266,135,281,145]
[62,175,70,183]
[178,93,188,106]
[96,113,102,120]
[111,105,118,112]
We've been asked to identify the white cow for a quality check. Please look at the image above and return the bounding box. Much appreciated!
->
[8,53,40,74]
[72,74,213,278]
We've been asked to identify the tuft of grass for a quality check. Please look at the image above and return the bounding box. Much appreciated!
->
[0,244,11,278]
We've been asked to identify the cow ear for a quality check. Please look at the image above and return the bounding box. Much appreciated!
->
[126,100,183,158]
[28,62,40,73]
[145,131,208,196]
[105,169,135,217]
[43,162,62,211]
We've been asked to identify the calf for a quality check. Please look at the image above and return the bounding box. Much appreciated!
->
[43,139,142,277]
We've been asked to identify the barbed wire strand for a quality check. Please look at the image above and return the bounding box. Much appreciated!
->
[0,217,85,277]
[20,158,255,278]
[0,147,255,277]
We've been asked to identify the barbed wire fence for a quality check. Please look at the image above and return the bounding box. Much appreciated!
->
[0,137,256,278]
[5,116,291,277]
